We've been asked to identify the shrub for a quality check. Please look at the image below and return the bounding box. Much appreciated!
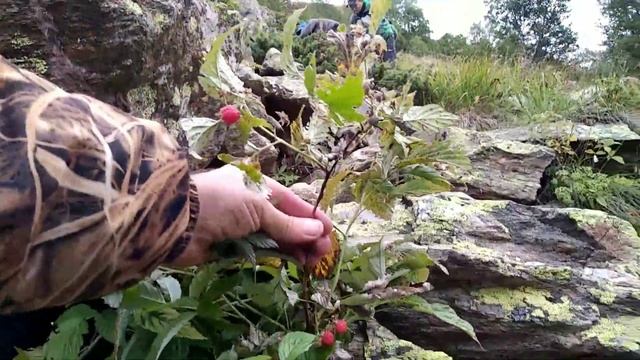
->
[551,166,640,232]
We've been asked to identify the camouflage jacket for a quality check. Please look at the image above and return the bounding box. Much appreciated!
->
[0,56,198,314]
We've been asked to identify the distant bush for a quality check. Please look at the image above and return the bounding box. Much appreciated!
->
[249,30,339,74]
[551,166,640,232]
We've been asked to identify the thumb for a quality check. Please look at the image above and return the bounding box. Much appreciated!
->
[259,201,324,245]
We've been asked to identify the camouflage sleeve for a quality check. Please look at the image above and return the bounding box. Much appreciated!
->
[0,56,199,314]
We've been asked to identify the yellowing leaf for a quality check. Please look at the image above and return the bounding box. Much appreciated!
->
[317,72,366,125]
[320,170,351,211]
[237,110,272,144]
[218,154,263,184]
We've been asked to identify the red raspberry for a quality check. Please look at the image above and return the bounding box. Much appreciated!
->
[320,330,335,347]
[219,105,241,126]
[335,319,348,335]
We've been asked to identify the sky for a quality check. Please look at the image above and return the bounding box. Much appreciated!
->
[313,0,608,51]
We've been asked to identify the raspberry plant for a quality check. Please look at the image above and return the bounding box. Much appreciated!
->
[16,4,480,360]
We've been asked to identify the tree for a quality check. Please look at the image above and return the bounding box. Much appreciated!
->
[388,0,432,52]
[600,0,640,72]
[485,0,578,61]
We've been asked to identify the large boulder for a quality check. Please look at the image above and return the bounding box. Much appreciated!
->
[332,193,640,360]
[0,0,219,123]
[488,121,640,175]
[436,127,556,204]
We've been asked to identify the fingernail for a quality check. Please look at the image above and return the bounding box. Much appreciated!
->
[302,219,323,237]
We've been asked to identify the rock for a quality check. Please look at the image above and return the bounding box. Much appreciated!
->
[437,127,556,204]
[260,48,284,76]
[333,193,640,360]
[289,179,355,207]
[0,0,219,122]
[488,121,640,175]
[344,320,452,360]
[238,69,318,125]
[289,183,318,205]
[488,121,640,143]
[179,117,279,174]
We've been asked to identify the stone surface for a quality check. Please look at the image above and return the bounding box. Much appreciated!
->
[260,48,284,76]
[0,0,219,123]
[179,117,279,174]
[488,121,640,175]
[345,320,452,360]
[436,127,556,204]
[333,193,640,360]
[488,121,640,143]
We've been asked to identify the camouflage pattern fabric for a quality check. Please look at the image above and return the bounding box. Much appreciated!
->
[0,56,198,314]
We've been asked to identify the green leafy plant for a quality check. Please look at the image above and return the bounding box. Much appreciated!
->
[551,166,640,231]
[17,10,476,360]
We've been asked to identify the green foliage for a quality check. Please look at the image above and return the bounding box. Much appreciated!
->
[551,166,640,231]
[317,72,366,125]
[485,0,578,62]
[297,2,351,24]
[24,11,476,360]
[249,31,339,74]
[600,0,640,74]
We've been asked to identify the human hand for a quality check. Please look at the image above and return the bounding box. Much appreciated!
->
[170,165,333,268]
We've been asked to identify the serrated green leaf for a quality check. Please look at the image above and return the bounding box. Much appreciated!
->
[145,312,197,360]
[242,356,272,360]
[278,332,317,360]
[282,8,306,77]
[96,310,118,343]
[304,53,317,96]
[121,281,166,310]
[401,105,459,134]
[317,72,365,125]
[395,296,479,345]
[43,305,98,360]
[612,156,625,164]
[189,265,214,298]
[353,168,395,219]
[237,111,272,145]
[199,25,242,95]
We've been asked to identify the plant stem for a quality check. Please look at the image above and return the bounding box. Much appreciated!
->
[331,200,364,292]
[260,127,325,169]
[222,295,255,328]
[228,294,288,331]
[79,335,101,360]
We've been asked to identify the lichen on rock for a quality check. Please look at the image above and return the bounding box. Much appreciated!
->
[582,317,640,352]
[472,287,578,323]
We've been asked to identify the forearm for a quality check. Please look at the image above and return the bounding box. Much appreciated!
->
[0,57,197,314]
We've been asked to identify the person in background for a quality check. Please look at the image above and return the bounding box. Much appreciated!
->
[0,55,333,355]
[348,0,398,62]
[296,18,341,38]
